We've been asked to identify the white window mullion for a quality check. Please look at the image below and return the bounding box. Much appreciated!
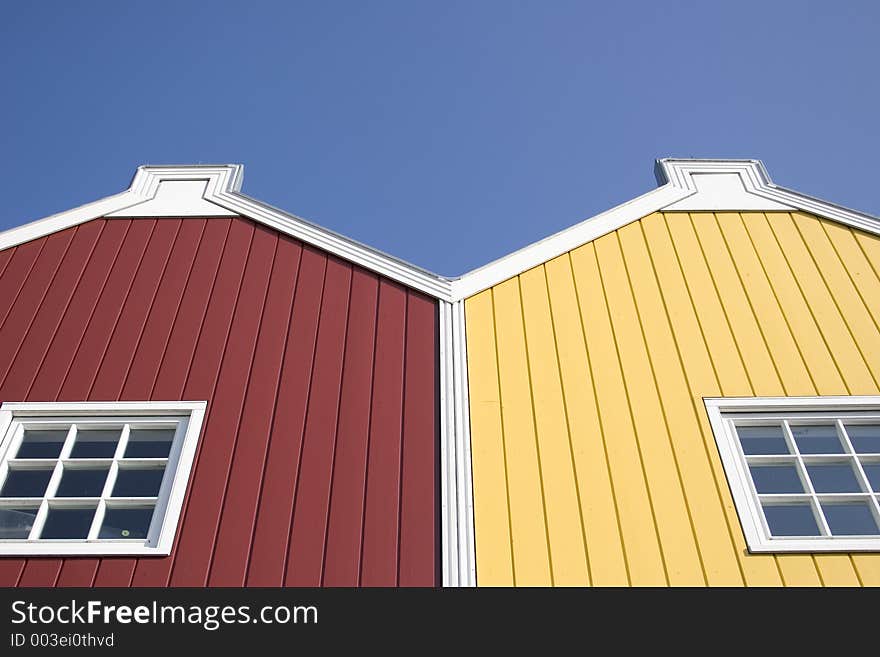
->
[840,419,876,493]
[28,499,50,541]
[114,424,131,460]
[87,500,106,541]
[60,424,77,458]
[44,453,69,500]
[102,426,126,499]
[839,420,880,529]
[783,420,832,537]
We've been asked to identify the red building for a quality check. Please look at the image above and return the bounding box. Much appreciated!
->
[0,165,449,587]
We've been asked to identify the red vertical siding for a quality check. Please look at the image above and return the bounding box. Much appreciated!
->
[322,269,379,586]
[131,218,234,587]
[400,292,440,585]
[246,247,326,586]
[361,281,408,586]
[0,216,438,587]
[207,236,302,587]
[284,257,353,586]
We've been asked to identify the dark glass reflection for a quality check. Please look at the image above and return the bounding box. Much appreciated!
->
[40,507,95,539]
[0,469,53,497]
[862,463,880,492]
[806,463,862,493]
[846,425,880,454]
[790,425,843,454]
[70,429,119,458]
[763,504,821,536]
[736,425,789,455]
[822,502,880,535]
[54,468,108,497]
[98,507,154,539]
[16,430,67,459]
[749,464,804,494]
[112,469,165,497]
[0,508,38,538]
[124,430,173,458]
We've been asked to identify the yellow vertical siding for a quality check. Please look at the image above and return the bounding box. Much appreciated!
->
[466,211,880,586]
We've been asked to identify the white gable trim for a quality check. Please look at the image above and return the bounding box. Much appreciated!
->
[1,164,451,300]
[107,180,237,217]
[207,183,451,299]
[450,158,880,299]
[2,159,878,302]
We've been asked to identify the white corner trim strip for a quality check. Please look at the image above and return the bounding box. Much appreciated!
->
[439,300,477,586]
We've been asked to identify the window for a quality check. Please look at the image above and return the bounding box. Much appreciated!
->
[0,401,206,556]
[706,397,880,553]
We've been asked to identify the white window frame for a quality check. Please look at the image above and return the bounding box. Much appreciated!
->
[706,396,880,553]
[0,401,206,556]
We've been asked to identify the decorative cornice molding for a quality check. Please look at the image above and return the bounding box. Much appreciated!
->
[107,166,242,217]
[657,160,794,212]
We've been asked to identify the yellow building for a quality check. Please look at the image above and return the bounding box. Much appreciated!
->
[454,159,880,586]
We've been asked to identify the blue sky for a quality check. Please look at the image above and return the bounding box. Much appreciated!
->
[1,1,878,275]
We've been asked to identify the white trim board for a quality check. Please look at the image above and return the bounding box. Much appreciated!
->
[0,164,450,300]
[2,159,879,301]
[449,159,880,299]
[439,300,477,586]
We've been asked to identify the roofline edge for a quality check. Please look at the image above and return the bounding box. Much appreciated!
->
[2,159,877,302]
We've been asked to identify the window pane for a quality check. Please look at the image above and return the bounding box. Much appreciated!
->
[112,469,165,497]
[98,507,155,539]
[790,424,843,454]
[736,425,789,455]
[806,462,863,493]
[54,468,108,497]
[40,507,95,539]
[0,469,53,497]
[16,430,67,459]
[846,425,880,454]
[763,504,821,536]
[749,464,805,494]
[862,463,880,492]
[124,429,174,458]
[0,508,38,538]
[821,502,880,536]
[69,429,119,458]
